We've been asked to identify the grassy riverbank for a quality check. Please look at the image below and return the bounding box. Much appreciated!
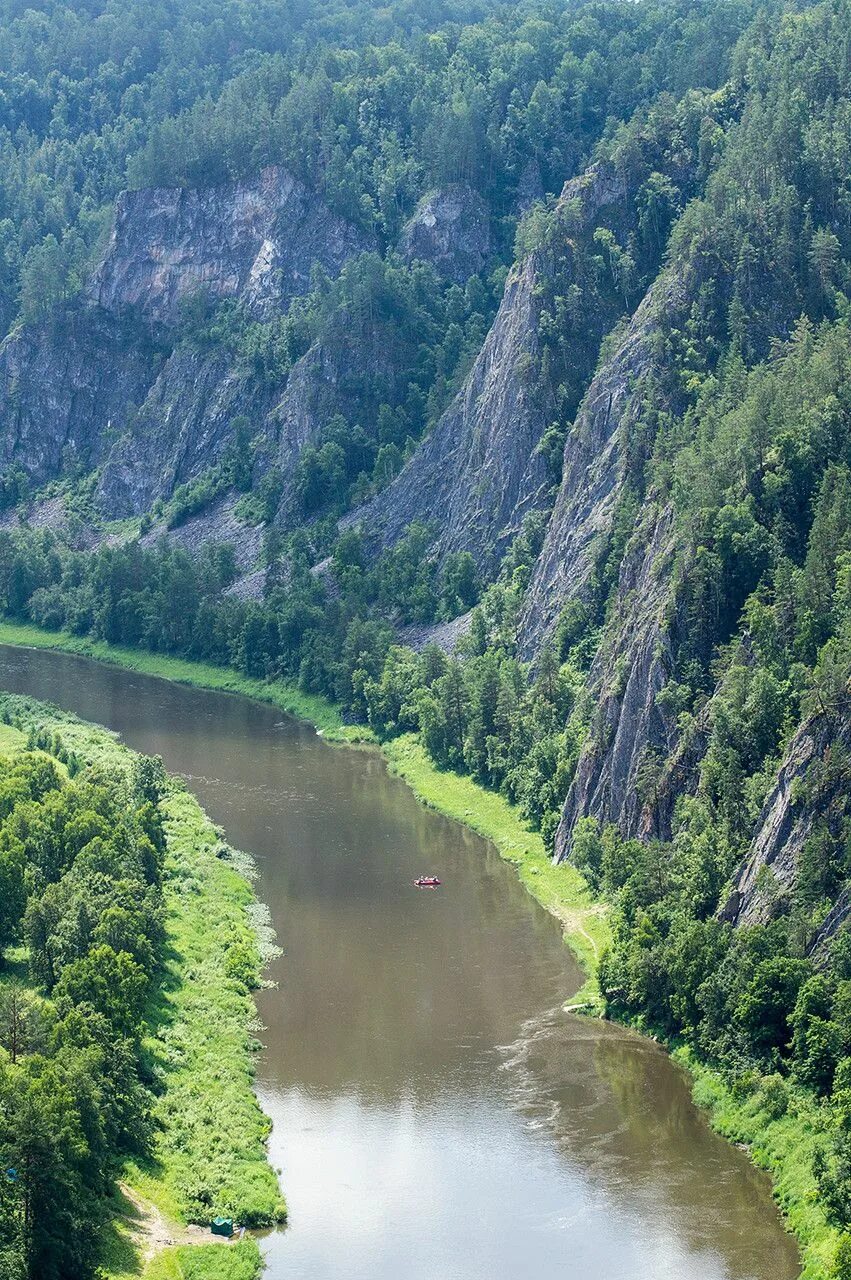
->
[0,620,365,740]
[0,692,282,1280]
[682,1050,834,1280]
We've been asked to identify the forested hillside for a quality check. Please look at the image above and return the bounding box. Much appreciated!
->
[0,0,850,1273]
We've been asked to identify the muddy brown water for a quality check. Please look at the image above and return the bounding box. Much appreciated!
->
[0,644,801,1280]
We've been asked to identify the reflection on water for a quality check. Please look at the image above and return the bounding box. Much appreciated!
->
[0,645,800,1280]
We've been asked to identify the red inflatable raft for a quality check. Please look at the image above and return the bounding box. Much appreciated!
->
[413,875,442,888]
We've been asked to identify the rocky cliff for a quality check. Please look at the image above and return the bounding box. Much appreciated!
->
[518,271,683,659]
[398,185,492,282]
[720,708,851,928]
[343,252,554,572]
[90,166,374,324]
[346,162,635,576]
[553,503,681,861]
[0,311,160,490]
[1,167,373,515]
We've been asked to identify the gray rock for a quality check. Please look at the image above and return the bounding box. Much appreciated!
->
[90,166,374,325]
[397,184,491,282]
[0,311,156,489]
[97,345,280,517]
[141,493,263,575]
[720,710,851,927]
[553,505,680,861]
[518,272,684,659]
[344,252,553,574]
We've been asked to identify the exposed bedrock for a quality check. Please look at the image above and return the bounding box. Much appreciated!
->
[90,166,374,324]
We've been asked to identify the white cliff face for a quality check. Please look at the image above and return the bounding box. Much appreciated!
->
[89,166,374,324]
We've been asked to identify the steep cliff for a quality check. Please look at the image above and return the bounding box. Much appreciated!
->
[721,709,851,929]
[553,503,681,861]
[518,272,683,658]
[90,166,374,324]
[0,168,372,513]
[0,311,160,490]
[343,253,553,572]
[97,346,281,517]
[398,185,492,282]
[257,309,422,530]
[346,161,635,576]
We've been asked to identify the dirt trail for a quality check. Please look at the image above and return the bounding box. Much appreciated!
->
[118,1183,229,1264]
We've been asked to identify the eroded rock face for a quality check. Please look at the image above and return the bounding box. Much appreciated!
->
[1,168,373,517]
[257,310,421,530]
[141,493,263,574]
[518,273,683,659]
[90,167,374,324]
[96,345,282,517]
[553,505,681,861]
[720,711,851,927]
[398,184,491,282]
[345,253,553,573]
[0,311,157,489]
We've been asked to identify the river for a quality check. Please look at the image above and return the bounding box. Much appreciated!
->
[0,644,800,1280]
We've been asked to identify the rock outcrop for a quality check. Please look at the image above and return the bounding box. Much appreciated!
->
[344,253,554,573]
[346,162,639,578]
[257,310,421,530]
[1,168,373,515]
[90,166,374,324]
[518,272,683,658]
[720,708,851,927]
[0,311,158,490]
[398,184,491,282]
[97,346,282,516]
[553,504,681,861]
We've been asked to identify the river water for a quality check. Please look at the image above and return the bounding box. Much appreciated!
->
[0,644,800,1280]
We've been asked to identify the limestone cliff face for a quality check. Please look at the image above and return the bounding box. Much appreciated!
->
[0,311,157,489]
[398,184,492,282]
[96,345,281,516]
[553,504,681,861]
[344,253,554,573]
[1,168,372,513]
[256,310,421,530]
[518,272,684,658]
[90,167,374,324]
[347,162,634,576]
[720,709,851,928]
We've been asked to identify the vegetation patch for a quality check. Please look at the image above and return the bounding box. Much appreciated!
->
[0,693,281,1280]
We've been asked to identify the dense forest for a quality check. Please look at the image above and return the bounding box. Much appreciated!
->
[0,728,168,1277]
[1,0,851,1273]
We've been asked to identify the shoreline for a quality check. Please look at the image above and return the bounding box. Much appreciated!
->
[0,686,284,1280]
[0,621,824,1277]
[0,621,608,998]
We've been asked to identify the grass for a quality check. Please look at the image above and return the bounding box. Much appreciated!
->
[0,619,368,741]
[382,734,610,1003]
[0,692,280,1280]
[143,1242,263,1280]
[0,720,25,753]
[138,785,286,1230]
